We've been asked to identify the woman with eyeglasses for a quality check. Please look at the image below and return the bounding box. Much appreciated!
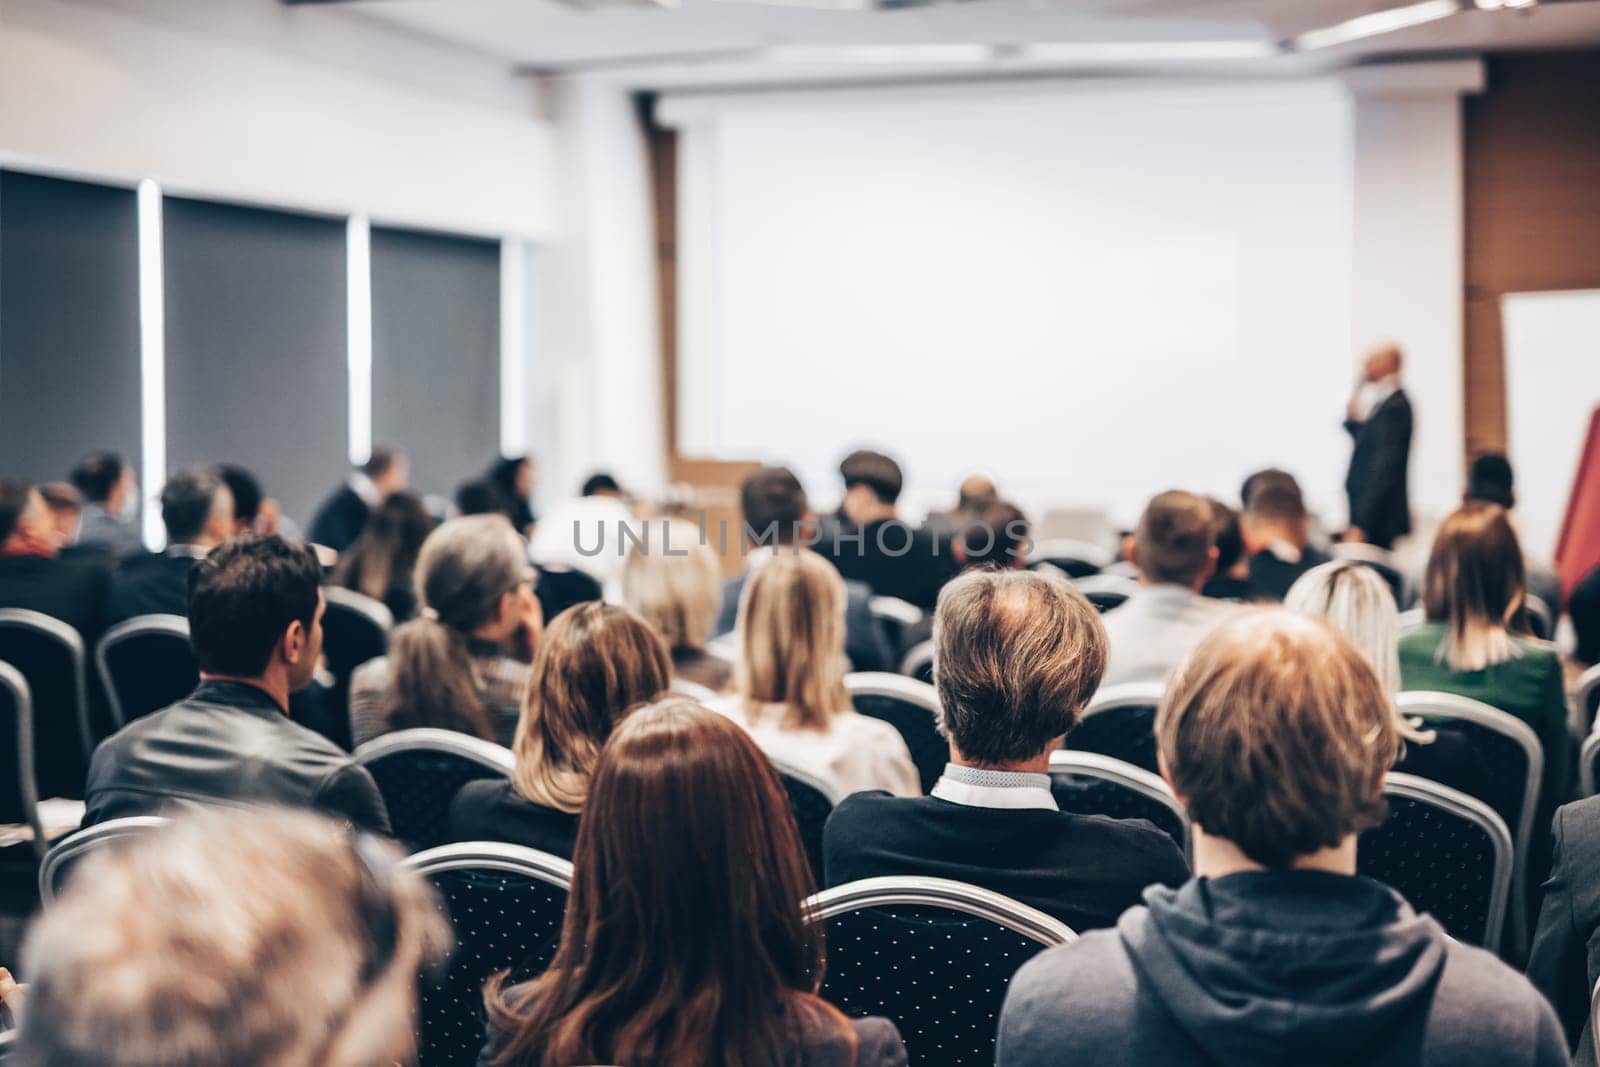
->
[349,514,543,748]
[482,698,907,1067]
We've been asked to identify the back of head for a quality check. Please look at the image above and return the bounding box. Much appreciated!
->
[512,602,671,813]
[1158,610,1396,868]
[70,452,125,504]
[19,808,450,1067]
[736,550,848,729]
[1245,476,1307,525]
[188,536,321,678]
[160,467,229,545]
[1465,452,1515,510]
[1134,491,1215,587]
[488,698,831,1067]
[0,480,35,545]
[954,499,1030,570]
[488,456,529,499]
[839,449,903,505]
[581,472,621,498]
[934,569,1106,763]
[1284,561,1401,694]
[1422,502,1527,671]
[1208,499,1244,575]
[1239,467,1291,512]
[217,465,264,527]
[740,466,808,546]
[360,447,400,481]
[455,478,510,519]
[335,492,434,601]
[956,474,998,515]
[621,519,722,652]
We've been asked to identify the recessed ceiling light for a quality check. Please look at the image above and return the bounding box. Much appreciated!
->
[1293,0,1463,52]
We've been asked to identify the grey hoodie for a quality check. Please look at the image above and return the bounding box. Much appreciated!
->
[997,871,1567,1067]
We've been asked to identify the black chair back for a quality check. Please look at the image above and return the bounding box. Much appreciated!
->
[773,759,841,881]
[352,729,513,853]
[1049,751,1189,855]
[405,843,573,1067]
[0,663,45,861]
[1583,730,1600,798]
[1063,684,1163,773]
[1027,540,1113,581]
[313,587,394,751]
[95,614,197,728]
[810,877,1074,1067]
[1359,773,1513,951]
[898,639,935,686]
[1574,664,1600,738]
[0,610,92,800]
[39,816,170,903]
[868,596,924,661]
[845,673,944,794]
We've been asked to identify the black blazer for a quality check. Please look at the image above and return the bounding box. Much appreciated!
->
[1528,795,1600,1059]
[308,484,370,554]
[0,553,110,646]
[1344,390,1413,550]
[104,551,201,628]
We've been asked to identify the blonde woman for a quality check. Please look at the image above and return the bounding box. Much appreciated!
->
[718,551,919,798]
[621,518,732,694]
[447,602,671,857]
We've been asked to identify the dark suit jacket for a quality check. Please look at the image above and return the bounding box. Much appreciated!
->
[818,519,955,611]
[0,552,111,646]
[1344,389,1413,550]
[717,567,893,673]
[1528,795,1600,1059]
[308,484,370,554]
[104,551,201,627]
[1247,545,1332,602]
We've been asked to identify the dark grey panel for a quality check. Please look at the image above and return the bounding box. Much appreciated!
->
[163,198,347,528]
[0,171,141,491]
[370,227,500,501]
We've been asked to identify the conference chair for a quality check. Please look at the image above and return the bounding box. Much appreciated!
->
[1581,730,1600,798]
[1358,773,1513,952]
[1396,691,1542,954]
[845,672,945,793]
[1397,606,1427,633]
[1071,574,1139,614]
[0,663,46,870]
[898,639,936,685]
[1591,976,1600,1067]
[1331,542,1408,605]
[771,755,844,882]
[352,729,514,853]
[1026,538,1112,580]
[38,815,170,904]
[0,1026,12,1061]
[1572,663,1600,736]
[1524,593,1555,642]
[668,675,719,703]
[0,609,93,801]
[868,596,924,659]
[312,587,394,751]
[1048,750,1189,856]
[404,843,573,1067]
[1063,682,1164,773]
[808,876,1075,1067]
[94,614,196,728]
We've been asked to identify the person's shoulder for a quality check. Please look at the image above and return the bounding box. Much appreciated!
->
[829,790,911,822]
[790,1004,906,1067]
[844,1016,907,1067]
[1001,928,1143,1045]
[841,710,910,745]
[1553,794,1600,851]
[1510,636,1562,669]
[1052,811,1189,873]
[1432,938,1562,1049]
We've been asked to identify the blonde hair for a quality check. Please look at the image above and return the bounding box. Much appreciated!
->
[1423,502,1530,672]
[735,550,850,731]
[511,602,672,814]
[620,519,722,652]
[1158,610,1398,869]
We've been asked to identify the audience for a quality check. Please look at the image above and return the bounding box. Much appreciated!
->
[330,490,434,623]
[84,535,389,833]
[528,471,634,593]
[1100,490,1235,688]
[0,479,110,645]
[951,498,1030,571]
[218,463,281,538]
[1199,498,1253,601]
[621,517,732,694]
[69,451,142,558]
[488,455,538,536]
[922,473,998,539]
[448,602,669,857]
[15,808,450,1067]
[37,482,82,551]
[103,466,235,627]
[715,465,893,673]
[1464,451,1563,616]
[717,550,919,798]
[825,569,1188,930]
[996,610,1565,1067]
[1242,470,1331,601]
[818,449,952,611]
[309,446,409,553]
[482,699,907,1067]
[349,515,539,748]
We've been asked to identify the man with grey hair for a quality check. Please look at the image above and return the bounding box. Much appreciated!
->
[104,466,235,627]
[822,568,1187,930]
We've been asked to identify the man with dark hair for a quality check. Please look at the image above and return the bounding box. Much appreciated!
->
[455,477,510,519]
[84,535,389,832]
[1242,471,1331,602]
[218,464,281,538]
[818,448,952,611]
[824,569,1188,930]
[1463,451,1563,616]
[1199,499,1253,601]
[70,451,142,558]
[104,467,236,627]
[1100,490,1235,687]
[713,466,893,673]
[0,479,111,643]
[308,447,408,553]
[580,472,623,499]
[952,499,1030,570]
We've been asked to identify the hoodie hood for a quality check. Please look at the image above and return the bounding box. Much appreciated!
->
[1121,871,1447,1067]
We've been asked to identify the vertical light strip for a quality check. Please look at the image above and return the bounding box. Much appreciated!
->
[136,179,166,551]
[499,238,528,458]
[346,215,373,466]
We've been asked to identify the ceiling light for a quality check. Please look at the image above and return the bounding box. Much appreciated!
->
[1292,0,1463,52]
[1473,0,1505,8]
[1022,40,1282,63]
[765,44,995,64]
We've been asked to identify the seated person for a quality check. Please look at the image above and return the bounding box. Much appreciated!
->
[329,491,434,623]
[15,808,450,1067]
[104,466,235,627]
[218,464,281,538]
[1199,498,1254,601]
[37,482,82,551]
[308,447,408,554]
[84,535,389,833]
[997,610,1565,1067]
[350,515,540,748]
[69,451,142,559]
[815,449,952,611]
[0,480,110,645]
[622,518,733,693]
[921,473,998,540]
[448,603,670,857]
[824,569,1188,931]
[714,550,919,799]
[902,498,1030,649]
[482,699,906,1067]
[528,472,634,594]
[1242,470,1330,602]
[487,454,538,537]
[1100,491,1235,688]
[1464,452,1563,617]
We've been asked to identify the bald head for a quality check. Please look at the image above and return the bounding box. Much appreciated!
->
[957,474,997,514]
[1363,343,1403,383]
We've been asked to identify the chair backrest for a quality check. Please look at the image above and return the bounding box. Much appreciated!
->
[404,843,574,1067]
[1397,607,1427,633]
[1064,682,1165,773]
[38,815,170,904]
[668,676,719,703]
[1524,593,1555,642]
[844,672,944,793]
[1048,750,1189,856]
[1027,538,1111,580]
[868,595,924,658]
[1581,729,1600,798]
[0,662,45,862]
[352,729,514,853]
[1071,574,1139,614]
[771,755,843,882]
[898,638,936,685]
[1358,773,1513,952]
[94,614,196,729]
[0,609,92,800]
[1574,663,1600,737]
[1591,975,1600,1066]
[808,876,1075,1067]
[315,587,395,750]
[1330,542,1407,603]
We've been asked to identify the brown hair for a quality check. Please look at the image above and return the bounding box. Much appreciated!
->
[333,491,434,604]
[934,569,1106,763]
[1157,609,1397,869]
[1422,502,1531,671]
[511,602,671,813]
[735,551,851,731]
[486,699,850,1067]
[1134,490,1215,587]
[955,499,1030,569]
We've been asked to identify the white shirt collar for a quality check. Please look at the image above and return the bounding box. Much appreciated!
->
[931,763,1058,811]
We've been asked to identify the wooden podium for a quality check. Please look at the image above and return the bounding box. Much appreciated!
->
[1556,406,1600,598]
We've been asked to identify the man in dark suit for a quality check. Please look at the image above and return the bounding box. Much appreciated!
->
[1343,344,1413,550]
[69,452,143,560]
[1241,471,1330,601]
[0,479,111,645]
[815,449,954,611]
[308,446,408,553]
[1529,794,1600,1060]
[104,467,235,627]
